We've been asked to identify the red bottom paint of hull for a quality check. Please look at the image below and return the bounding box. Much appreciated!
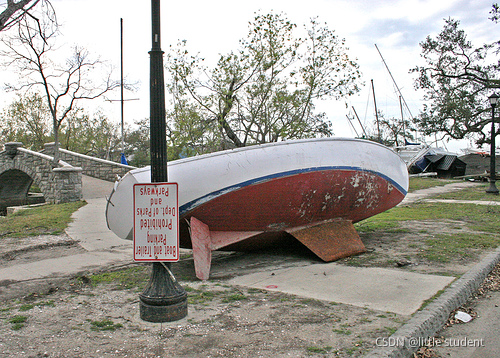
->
[179,169,404,245]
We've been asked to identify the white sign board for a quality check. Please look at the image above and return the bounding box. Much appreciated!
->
[133,183,179,262]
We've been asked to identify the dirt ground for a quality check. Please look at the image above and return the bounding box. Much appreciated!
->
[0,212,498,357]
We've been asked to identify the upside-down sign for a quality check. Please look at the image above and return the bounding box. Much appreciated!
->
[133,183,179,262]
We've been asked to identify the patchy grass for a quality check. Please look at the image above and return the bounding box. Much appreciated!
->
[350,199,500,274]
[187,289,217,304]
[89,266,149,290]
[89,319,123,331]
[418,288,446,311]
[86,270,250,306]
[420,233,500,263]
[408,177,456,192]
[333,327,352,335]
[355,202,500,233]
[435,183,500,202]
[0,201,86,238]
[18,300,55,312]
[18,304,35,312]
[9,315,28,330]
[186,285,247,305]
[221,293,247,303]
[384,326,398,335]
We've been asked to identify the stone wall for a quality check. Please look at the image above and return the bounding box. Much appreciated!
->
[42,143,136,182]
[51,166,83,204]
[0,143,83,206]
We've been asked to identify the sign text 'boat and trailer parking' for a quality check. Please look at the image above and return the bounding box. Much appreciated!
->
[133,183,179,262]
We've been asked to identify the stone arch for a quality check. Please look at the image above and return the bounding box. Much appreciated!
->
[9,156,52,201]
[0,143,84,210]
[0,163,47,212]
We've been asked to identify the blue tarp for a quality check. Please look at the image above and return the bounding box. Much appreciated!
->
[120,153,128,165]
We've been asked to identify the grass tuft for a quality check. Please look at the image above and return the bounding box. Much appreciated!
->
[89,319,123,331]
[0,201,86,238]
[9,315,28,330]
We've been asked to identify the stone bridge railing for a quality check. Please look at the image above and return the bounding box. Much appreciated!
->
[42,143,136,182]
[0,142,83,206]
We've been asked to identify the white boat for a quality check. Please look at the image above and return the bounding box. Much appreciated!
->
[106,138,409,279]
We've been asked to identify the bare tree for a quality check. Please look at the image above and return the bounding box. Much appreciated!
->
[1,4,120,163]
[0,0,47,32]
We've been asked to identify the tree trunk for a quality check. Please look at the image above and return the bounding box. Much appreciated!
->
[218,80,244,147]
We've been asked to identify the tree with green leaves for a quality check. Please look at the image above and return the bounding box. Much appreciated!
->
[123,118,151,167]
[58,109,121,159]
[0,92,121,158]
[0,92,51,150]
[412,5,500,147]
[166,12,362,157]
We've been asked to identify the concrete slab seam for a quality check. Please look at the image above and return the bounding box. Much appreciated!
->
[365,247,500,358]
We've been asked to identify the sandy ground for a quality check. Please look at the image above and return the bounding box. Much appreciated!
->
[1,210,498,358]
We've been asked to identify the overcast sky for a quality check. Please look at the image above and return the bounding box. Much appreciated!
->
[1,0,497,152]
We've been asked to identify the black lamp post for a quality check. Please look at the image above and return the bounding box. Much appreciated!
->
[139,0,188,322]
[486,93,499,195]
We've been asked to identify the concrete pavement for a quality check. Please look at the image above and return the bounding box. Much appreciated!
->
[400,180,481,205]
[432,290,500,358]
[229,263,454,316]
[0,175,134,285]
[368,246,500,358]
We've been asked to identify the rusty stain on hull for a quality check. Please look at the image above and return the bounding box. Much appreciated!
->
[182,169,404,234]
[286,219,365,262]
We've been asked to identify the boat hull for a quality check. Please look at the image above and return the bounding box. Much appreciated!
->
[106,138,408,244]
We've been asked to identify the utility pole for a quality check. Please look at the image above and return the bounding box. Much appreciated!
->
[120,18,127,164]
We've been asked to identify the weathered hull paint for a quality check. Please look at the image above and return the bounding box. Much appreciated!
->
[182,168,404,232]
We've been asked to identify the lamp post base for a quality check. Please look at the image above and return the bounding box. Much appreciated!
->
[486,180,499,195]
[140,298,188,323]
[139,263,188,322]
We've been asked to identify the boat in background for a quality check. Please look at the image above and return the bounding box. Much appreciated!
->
[106,138,409,279]
[394,142,466,178]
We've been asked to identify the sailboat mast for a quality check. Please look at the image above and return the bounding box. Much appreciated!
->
[351,106,368,138]
[399,96,406,145]
[371,79,381,141]
[346,115,360,137]
[374,44,414,120]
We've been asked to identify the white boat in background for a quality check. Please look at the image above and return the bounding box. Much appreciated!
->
[394,143,466,178]
[106,138,409,279]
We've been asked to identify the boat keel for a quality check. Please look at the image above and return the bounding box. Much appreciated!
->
[190,217,262,280]
[190,217,365,280]
[190,217,212,281]
[285,219,366,261]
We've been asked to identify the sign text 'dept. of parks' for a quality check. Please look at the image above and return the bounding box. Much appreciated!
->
[133,183,179,261]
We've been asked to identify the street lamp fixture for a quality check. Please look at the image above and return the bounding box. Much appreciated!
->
[486,93,499,194]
